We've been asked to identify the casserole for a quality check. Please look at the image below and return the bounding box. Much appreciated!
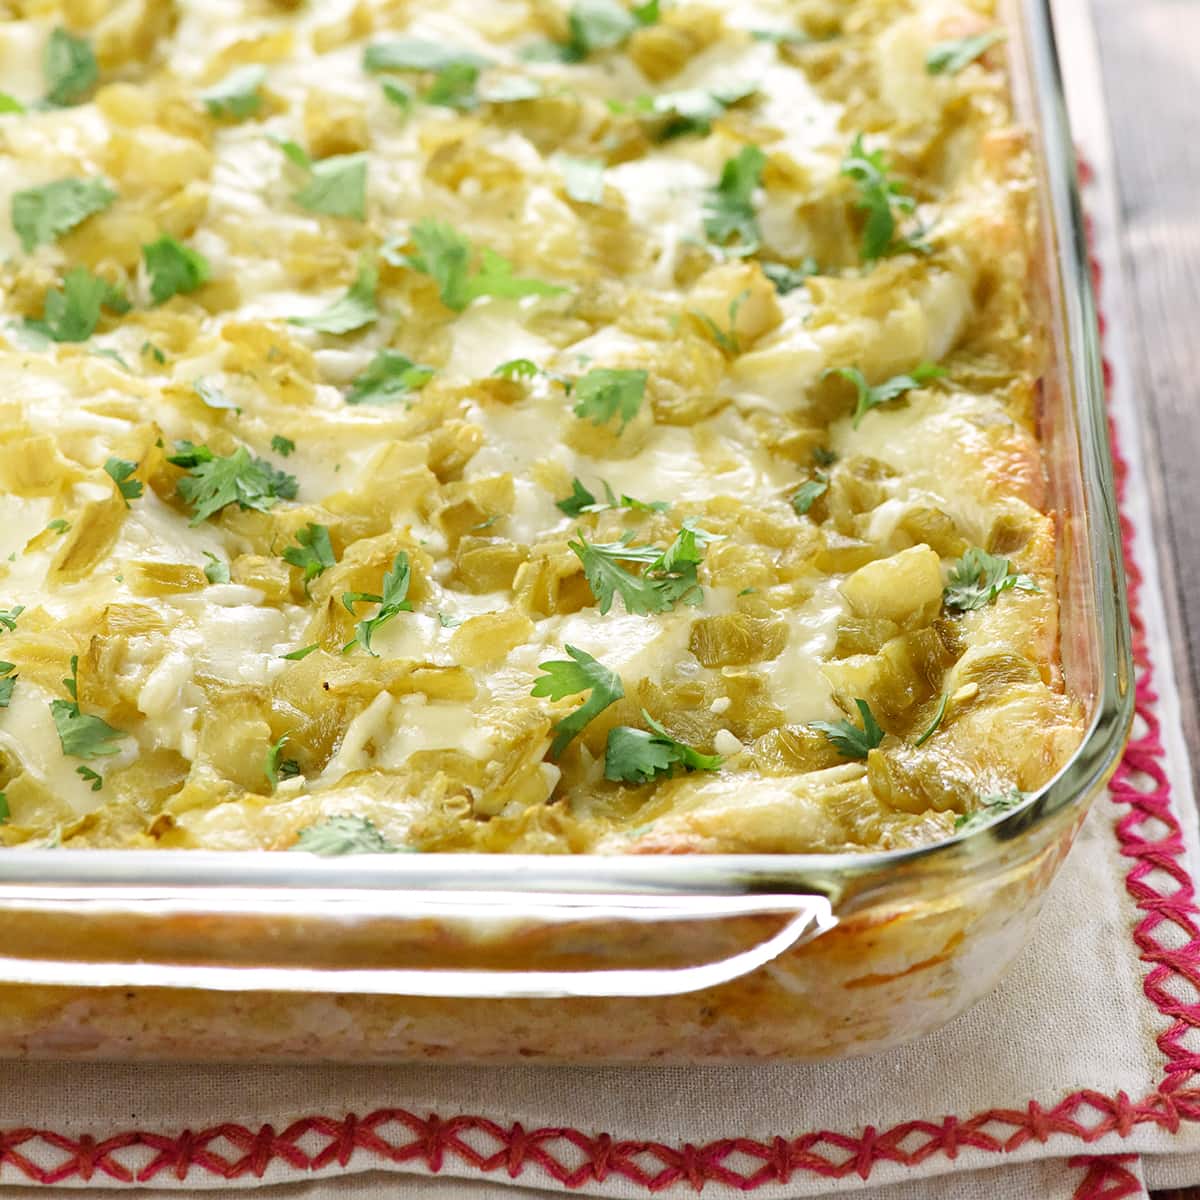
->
[0,0,1132,1062]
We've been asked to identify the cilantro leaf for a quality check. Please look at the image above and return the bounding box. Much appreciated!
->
[11,178,115,253]
[824,362,945,427]
[926,30,1005,76]
[76,764,103,791]
[557,477,667,517]
[264,733,302,791]
[955,787,1027,832]
[346,350,434,405]
[50,656,126,760]
[424,62,480,110]
[529,0,657,62]
[0,94,25,114]
[762,258,818,294]
[44,28,97,107]
[914,692,949,747]
[704,145,766,253]
[0,661,17,709]
[171,443,298,525]
[558,156,606,204]
[691,290,750,356]
[283,522,336,588]
[811,699,885,760]
[0,607,24,633]
[531,644,624,758]
[342,551,414,655]
[143,235,210,305]
[281,642,319,660]
[201,64,267,119]
[364,38,490,74]
[292,813,399,855]
[604,708,723,784]
[292,151,368,220]
[202,552,230,584]
[791,473,828,515]
[572,367,647,430]
[402,219,564,312]
[381,81,413,112]
[193,378,239,412]
[943,547,1040,612]
[24,267,128,343]
[493,358,541,380]
[841,135,931,262]
[271,434,295,457]
[290,257,378,333]
[570,521,713,615]
[0,793,8,823]
[614,84,757,140]
[103,457,142,507]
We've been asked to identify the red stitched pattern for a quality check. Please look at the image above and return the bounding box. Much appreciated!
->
[0,190,1194,1198]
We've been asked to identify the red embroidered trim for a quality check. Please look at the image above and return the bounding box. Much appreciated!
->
[0,196,1192,1200]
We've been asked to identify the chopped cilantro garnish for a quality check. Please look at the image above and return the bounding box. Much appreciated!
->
[791,473,828,516]
[955,787,1027,832]
[399,219,564,312]
[103,457,142,507]
[824,362,945,427]
[346,350,434,405]
[0,607,24,633]
[363,38,490,74]
[291,813,398,855]
[762,258,818,294]
[11,178,115,253]
[342,551,414,655]
[45,519,69,535]
[915,693,949,747]
[143,235,210,305]
[493,358,541,380]
[264,734,302,792]
[44,28,97,107]
[50,656,126,761]
[24,267,129,343]
[703,145,767,254]
[613,84,756,139]
[290,256,378,333]
[202,552,230,585]
[556,477,667,517]
[169,442,298,525]
[570,521,715,615]
[605,709,723,784]
[271,434,295,457]
[841,135,931,262]
[943,548,1040,612]
[291,151,368,220]
[201,64,267,119]
[531,644,624,758]
[280,643,319,661]
[691,291,750,356]
[283,523,336,589]
[571,367,647,430]
[193,378,239,412]
[424,62,480,109]
[926,30,1005,76]
[526,0,658,63]
[811,699,885,760]
[76,764,103,791]
[0,661,17,709]
[0,94,24,114]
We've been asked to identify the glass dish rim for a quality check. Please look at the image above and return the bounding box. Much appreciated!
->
[0,0,1134,907]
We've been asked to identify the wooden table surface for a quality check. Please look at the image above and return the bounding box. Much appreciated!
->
[1090,0,1200,1196]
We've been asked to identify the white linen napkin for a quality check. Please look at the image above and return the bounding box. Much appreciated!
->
[0,2,1195,1198]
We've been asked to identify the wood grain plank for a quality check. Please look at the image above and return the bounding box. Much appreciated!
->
[1091,1,1200,1196]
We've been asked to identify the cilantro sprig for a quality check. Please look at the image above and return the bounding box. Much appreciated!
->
[571,367,647,430]
[342,551,414,655]
[791,473,829,516]
[201,65,267,119]
[291,814,399,855]
[943,548,1040,612]
[605,709,723,784]
[812,699,885,760]
[11,178,115,253]
[50,656,126,765]
[613,84,757,140]
[396,219,564,312]
[704,146,767,255]
[290,151,368,221]
[283,523,336,590]
[364,38,490,74]
[346,350,434,405]
[841,135,931,262]
[44,28,97,107]
[526,0,659,63]
[0,661,17,709]
[264,734,302,792]
[531,645,624,758]
[824,362,945,427]
[168,442,298,525]
[570,521,715,615]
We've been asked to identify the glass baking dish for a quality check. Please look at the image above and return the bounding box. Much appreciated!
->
[0,0,1133,1063]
